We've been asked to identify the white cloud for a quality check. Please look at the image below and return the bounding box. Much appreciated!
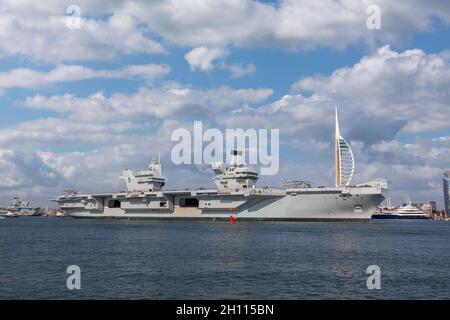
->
[123,64,170,78]
[0,6,164,62]
[24,85,274,121]
[0,0,449,63]
[354,138,450,206]
[218,46,450,150]
[129,0,450,50]
[365,138,450,169]
[291,45,450,134]
[0,64,170,91]
[184,46,228,72]
[0,148,65,192]
[184,47,255,77]
[0,118,139,147]
[0,0,122,15]
[219,93,333,150]
[218,62,256,78]
[0,119,215,205]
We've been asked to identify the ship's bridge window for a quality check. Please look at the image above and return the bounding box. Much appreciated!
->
[108,200,121,208]
[180,198,199,207]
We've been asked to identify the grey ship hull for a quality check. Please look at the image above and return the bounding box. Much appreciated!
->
[54,110,387,221]
[55,186,385,221]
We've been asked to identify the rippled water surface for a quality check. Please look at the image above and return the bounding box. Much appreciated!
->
[0,217,449,299]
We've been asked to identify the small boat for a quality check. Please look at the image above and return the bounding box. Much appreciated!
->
[5,211,19,218]
[55,210,67,218]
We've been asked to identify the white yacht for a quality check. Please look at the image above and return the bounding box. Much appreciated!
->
[373,198,432,220]
[394,201,431,219]
[0,198,36,217]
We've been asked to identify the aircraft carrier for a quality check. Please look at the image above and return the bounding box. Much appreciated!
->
[53,110,387,221]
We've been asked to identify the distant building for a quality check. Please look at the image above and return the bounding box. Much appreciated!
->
[444,171,450,217]
[335,107,355,187]
[429,201,437,213]
[420,203,432,214]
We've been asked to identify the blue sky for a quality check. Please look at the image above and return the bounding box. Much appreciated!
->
[0,0,449,208]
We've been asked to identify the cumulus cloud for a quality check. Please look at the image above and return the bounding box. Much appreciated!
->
[128,0,450,50]
[0,4,164,62]
[0,64,170,91]
[24,85,274,121]
[218,46,450,149]
[218,62,256,78]
[0,120,215,205]
[0,118,143,148]
[2,1,449,63]
[0,148,63,190]
[351,137,450,204]
[184,46,228,72]
[291,45,450,135]
[184,47,255,77]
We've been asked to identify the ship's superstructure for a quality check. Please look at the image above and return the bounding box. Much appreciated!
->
[212,150,258,192]
[0,198,36,217]
[120,156,166,192]
[53,110,387,221]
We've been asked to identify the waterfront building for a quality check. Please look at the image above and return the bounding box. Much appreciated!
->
[335,107,355,187]
[429,201,437,213]
[444,171,450,217]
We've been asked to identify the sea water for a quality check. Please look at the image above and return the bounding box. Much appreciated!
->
[0,218,449,299]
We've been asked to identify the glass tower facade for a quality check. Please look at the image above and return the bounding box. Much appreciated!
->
[444,171,450,216]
